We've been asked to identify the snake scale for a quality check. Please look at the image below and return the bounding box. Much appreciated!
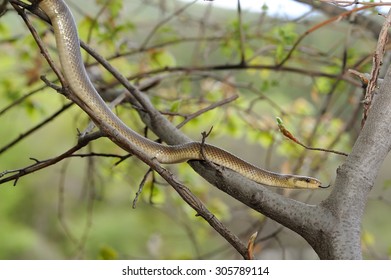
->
[36,0,325,189]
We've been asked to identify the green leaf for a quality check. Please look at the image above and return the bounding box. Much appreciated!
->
[0,22,9,36]
[275,45,285,63]
[225,111,244,138]
[78,17,98,40]
[148,183,166,205]
[261,3,269,12]
[170,99,181,113]
[108,0,123,18]
[248,130,274,148]
[272,23,298,62]
[361,231,375,247]
[99,245,118,260]
[96,0,123,18]
[149,49,176,68]
[277,24,297,44]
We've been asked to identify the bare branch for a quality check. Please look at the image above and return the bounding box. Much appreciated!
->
[0,132,102,185]
[140,0,197,49]
[237,0,246,65]
[362,9,391,126]
[297,0,390,39]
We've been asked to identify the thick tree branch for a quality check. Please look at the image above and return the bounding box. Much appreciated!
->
[11,0,251,258]
[10,0,333,258]
[320,41,391,261]
[295,0,388,39]
[78,25,335,255]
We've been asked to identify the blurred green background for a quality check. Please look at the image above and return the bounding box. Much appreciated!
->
[0,0,390,259]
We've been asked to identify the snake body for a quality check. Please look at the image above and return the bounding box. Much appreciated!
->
[37,0,324,189]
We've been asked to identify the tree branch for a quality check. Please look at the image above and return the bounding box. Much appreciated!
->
[10,0,335,258]
[85,0,330,237]
[0,132,102,186]
[10,0,252,258]
[320,10,391,258]
[295,0,389,39]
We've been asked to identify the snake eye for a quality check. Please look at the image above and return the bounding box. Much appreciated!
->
[305,178,311,183]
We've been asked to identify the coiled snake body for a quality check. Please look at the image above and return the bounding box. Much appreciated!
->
[37,0,324,189]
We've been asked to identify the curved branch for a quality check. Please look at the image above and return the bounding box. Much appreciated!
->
[10,0,252,258]
[0,131,102,186]
[295,0,388,39]
[82,40,329,230]
[78,20,334,247]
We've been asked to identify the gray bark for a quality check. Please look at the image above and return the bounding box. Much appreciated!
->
[76,4,391,257]
[82,38,391,258]
[23,0,391,259]
[295,0,386,39]
[318,65,391,259]
[121,68,390,259]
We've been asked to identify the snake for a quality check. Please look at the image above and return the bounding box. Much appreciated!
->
[36,0,325,189]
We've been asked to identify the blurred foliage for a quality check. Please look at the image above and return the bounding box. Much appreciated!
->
[0,0,390,260]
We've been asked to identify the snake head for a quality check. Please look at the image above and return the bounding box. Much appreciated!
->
[287,175,328,189]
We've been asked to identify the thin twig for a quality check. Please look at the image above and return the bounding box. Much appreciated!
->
[11,2,66,88]
[277,117,348,157]
[0,84,46,116]
[0,132,103,185]
[133,168,153,208]
[237,0,246,65]
[140,0,197,49]
[362,9,391,127]
[199,126,213,162]
[276,4,389,67]
[177,94,238,129]
[10,0,250,258]
[84,0,111,64]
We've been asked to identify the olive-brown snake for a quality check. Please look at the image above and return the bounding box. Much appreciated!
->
[37,0,325,189]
